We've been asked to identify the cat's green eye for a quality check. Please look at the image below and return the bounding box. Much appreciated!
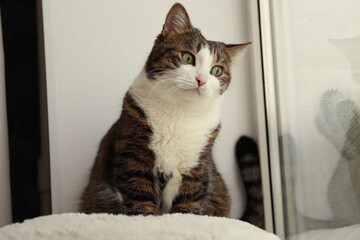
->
[182,52,195,65]
[211,66,223,77]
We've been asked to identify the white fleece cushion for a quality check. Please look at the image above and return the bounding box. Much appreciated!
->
[0,213,279,240]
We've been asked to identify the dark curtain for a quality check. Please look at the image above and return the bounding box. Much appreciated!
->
[1,0,41,223]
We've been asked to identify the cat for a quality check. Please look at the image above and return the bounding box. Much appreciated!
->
[236,136,265,229]
[79,3,250,217]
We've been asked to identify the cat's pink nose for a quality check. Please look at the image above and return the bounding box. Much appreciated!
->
[196,74,207,87]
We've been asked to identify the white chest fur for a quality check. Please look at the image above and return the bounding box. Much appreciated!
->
[129,71,221,211]
[147,99,220,176]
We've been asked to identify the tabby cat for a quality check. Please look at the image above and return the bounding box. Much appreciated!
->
[79,3,250,217]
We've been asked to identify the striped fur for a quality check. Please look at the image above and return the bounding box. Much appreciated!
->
[236,136,265,229]
[79,3,250,217]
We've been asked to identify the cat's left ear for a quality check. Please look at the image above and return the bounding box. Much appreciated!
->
[162,3,192,39]
[226,42,252,61]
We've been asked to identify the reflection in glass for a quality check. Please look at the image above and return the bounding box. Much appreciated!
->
[268,0,360,239]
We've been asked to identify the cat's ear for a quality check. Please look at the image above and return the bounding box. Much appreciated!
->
[162,3,192,39]
[226,42,252,61]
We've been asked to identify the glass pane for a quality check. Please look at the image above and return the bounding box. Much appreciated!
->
[269,0,360,239]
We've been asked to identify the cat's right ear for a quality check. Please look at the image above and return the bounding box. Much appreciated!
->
[162,3,192,39]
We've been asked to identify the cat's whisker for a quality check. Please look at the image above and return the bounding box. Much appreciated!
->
[162,84,180,102]
[148,77,190,104]
[147,67,189,80]
[154,69,189,78]
[146,68,193,87]
[166,87,181,103]
[202,88,215,99]
[148,78,173,98]
[163,84,183,103]
[163,71,183,77]
[158,73,189,83]
[164,71,191,80]
[147,67,172,75]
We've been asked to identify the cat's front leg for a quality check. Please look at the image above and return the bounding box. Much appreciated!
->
[113,152,157,215]
[169,174,207,214]
[115,174,157,215]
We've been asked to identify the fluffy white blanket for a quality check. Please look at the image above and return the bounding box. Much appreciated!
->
[0,213,279,240]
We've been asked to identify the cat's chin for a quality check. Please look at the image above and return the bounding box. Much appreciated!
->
[186,88,201,96]
[178,87,214,102]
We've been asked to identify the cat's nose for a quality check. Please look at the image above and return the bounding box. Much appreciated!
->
[196,74,207,87]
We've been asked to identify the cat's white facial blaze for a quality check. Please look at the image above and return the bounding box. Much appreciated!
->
[196,47,214,78]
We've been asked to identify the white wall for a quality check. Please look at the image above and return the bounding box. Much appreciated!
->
[42,0,255,218]
[0,15,12,227]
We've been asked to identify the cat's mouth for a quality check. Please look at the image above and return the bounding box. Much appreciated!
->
[187,87,202,96]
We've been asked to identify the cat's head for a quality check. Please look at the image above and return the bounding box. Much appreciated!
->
[145,3,250,102]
